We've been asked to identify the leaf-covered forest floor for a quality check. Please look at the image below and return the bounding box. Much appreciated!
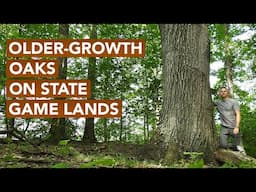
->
[0,140,255,168]
[0,142,153,168]
[0,141,165,168]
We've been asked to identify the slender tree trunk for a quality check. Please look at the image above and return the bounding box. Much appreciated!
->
[153,76,159,132]
[143,114,147,143]
[223,24,234,96]
[146,113,149,141]
[119,63,124,142]
[119,115,123,142]
[82,24,97,143]
[145,87,149,143]
[48,24,69,144]
[124,118,130,142]
[152,24,217,163]
[103,118,108,142]
[7,118,14,139]
[143,114,150,143]
[124,127,127,142]
[151,71,161,139]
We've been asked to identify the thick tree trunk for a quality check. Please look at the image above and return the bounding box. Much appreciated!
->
[153,24,217,162]
[82,24,97,143]
[48,24,69,144]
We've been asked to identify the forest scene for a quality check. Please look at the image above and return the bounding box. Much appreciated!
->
[0,24,256,168]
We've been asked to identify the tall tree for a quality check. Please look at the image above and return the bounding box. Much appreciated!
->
[223,24,234,96]
[82,24,97,143]
[6,24,25,138]
[153,24,217,162]
[48,24,69,144]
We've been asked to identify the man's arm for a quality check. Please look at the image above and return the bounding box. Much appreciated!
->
[233,110,240,134]
[213,100,218,107]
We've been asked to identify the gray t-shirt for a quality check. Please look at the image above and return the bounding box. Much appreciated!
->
[214,98,240,129]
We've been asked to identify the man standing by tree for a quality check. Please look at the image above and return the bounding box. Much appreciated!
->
[214,86,246,155]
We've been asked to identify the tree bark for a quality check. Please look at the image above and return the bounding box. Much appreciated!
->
[82,24,97,143]
[48,24,69,144]
[152,24,217,162]
[103,118,108,142]
[119,115,123,142]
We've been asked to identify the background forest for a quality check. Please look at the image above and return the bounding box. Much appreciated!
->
[0,24,256,168]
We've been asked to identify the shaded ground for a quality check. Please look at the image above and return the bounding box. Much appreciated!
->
[1,141,255,168]
[0,141,164,168]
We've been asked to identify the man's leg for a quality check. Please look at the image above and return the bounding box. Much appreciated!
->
[233,132,241,147]
[219,126,229,148]
[233,132,246,155]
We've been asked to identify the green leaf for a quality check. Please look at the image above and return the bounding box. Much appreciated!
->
[58,140,70,146]
[215,24,226,42]
[51,163,70,168]
[80,158,116,168]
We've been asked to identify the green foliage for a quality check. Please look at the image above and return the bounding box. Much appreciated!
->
[240,105,256,157]
[56,146,75,157]
[58,140,70,146]
[78,154,146,168]
[90,24,161,143]
[51,163,70,168]
[220,161,237,168]
[2,23,254,155]
[215,24,226,43]
[168,152,205,168]
[187,159,204,168]
[183,152,205,168]
[19,24,59,39]
[2,154,17,162]
[215,123,221,137]
[0,24,163,145]
[209,24,256,160]
[238,160,256,168]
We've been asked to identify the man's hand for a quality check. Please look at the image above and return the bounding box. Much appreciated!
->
[233,127,239,134]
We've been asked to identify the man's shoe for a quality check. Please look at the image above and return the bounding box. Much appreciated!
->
[237,145,246,155]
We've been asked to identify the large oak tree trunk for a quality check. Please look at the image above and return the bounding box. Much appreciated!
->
[153,24,217,162]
